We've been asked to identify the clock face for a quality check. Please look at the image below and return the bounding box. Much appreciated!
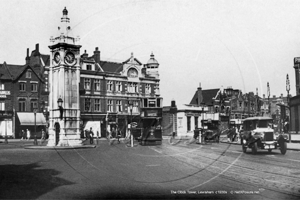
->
[127,68,138,78]
[65,52,75,65]
[54,52,61,64]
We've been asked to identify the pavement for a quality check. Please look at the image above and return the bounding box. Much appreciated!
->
[1,135,300,151]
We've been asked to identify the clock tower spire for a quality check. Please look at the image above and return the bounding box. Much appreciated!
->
[47,7,82,147]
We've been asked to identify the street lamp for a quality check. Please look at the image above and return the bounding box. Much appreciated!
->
[286,74,291,142]
[128,100,133,147]
[200,102,205,143]
[57,98,63,120]
[34,108,37,145]
[267,82,270,116]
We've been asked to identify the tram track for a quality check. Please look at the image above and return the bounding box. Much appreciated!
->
[159,143,300,197]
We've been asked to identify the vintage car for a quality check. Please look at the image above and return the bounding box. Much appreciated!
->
[202,129,220,143]
[201,120,221,143]
[241,116,288,155]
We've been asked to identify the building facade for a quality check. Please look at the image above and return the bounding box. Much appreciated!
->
[80,49,162,137]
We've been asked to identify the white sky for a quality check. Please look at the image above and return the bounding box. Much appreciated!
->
[0,0,299,106]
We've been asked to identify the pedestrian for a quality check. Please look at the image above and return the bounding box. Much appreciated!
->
[26,129,30,140]
[89,127,94,144]
[20,130,25,140]
[116,126,122,143]
[40,129,46,145]
[111,127,116,138]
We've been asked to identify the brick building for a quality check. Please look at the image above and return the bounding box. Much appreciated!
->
[80,49,162,137]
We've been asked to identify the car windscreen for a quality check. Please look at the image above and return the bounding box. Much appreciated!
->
[257,120,272,128]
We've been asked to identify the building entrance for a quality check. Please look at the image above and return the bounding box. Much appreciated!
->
[54,122,60,145]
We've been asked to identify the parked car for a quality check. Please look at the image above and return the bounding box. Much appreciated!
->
[241,116,288,155]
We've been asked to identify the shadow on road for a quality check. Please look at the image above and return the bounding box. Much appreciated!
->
[0,162,74,199]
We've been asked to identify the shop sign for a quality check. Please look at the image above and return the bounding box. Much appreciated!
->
[146,110,158,117]
[0,91,10,98]
[0,111,13,117]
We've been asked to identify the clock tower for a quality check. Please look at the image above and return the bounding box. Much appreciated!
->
[47,7,82,146]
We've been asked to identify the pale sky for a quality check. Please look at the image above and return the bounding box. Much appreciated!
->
[1,0,299,106]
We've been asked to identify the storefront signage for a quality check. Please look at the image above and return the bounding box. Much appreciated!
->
[0,111,13,117]
[146,110,158,117]
[0,91,10,98]
[185,112,201,117]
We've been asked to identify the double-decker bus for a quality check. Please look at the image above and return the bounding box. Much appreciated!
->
[138,97,163,145]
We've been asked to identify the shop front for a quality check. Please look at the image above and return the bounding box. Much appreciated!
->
[0,111,13,138]
[15,112,47,138]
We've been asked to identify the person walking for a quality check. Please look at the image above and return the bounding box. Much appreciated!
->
[40,129,46,145]
[89,127,94,144]
[20,130,25,140]
[26,129,30,140]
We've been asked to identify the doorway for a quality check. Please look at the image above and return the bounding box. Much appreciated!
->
[54,122,60,145]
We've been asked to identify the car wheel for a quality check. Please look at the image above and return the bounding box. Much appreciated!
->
[252,142,258,154]
[268,149,272,153]
[280,142,287,155]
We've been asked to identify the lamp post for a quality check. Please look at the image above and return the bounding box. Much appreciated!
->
[286,74,291,142]
[57,97,63,120]
[128,100,133,147]
[267,82,270,116]
[200,102,205,144]
[34,108,37,145]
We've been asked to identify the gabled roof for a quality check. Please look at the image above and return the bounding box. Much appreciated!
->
[0,62,14,80]
[190,88,219,106]
[40,54,50,66]
[100,60,123,73]
[13,65,44,83]
[4,63,25,80]
[122,55,143,65]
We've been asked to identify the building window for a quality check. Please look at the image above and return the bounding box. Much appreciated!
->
[146,84,151,94]
[19,99,26,111]
[128,82,138,93]
[239,101,242,108]
[19,82,26,91]
[195,116,198,129]
[107,100,113,112]
[116,81,122,92]
[187,116,191,131]
[87,64,92,70]
[107,81,113,91]
[84,98,91,111]
[31,83,38,92]
[30,100,38,111]
[84,78,91,90]
[116,100,122,112]
[0,83,4,90]
[94,99,101,112]
[26,70,32,78]
[0,101,5,111]
[94,79,101,91]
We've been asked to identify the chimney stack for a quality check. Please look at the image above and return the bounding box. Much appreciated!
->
[36,43,39,52]
[25,48,30,65]
[93,47,100,64]
[82,50,88,58]
[197,83,203,106]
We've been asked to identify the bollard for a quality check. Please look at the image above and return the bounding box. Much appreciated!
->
[34,135,38,145]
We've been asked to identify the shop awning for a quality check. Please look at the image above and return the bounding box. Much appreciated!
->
[17,112,47,126]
